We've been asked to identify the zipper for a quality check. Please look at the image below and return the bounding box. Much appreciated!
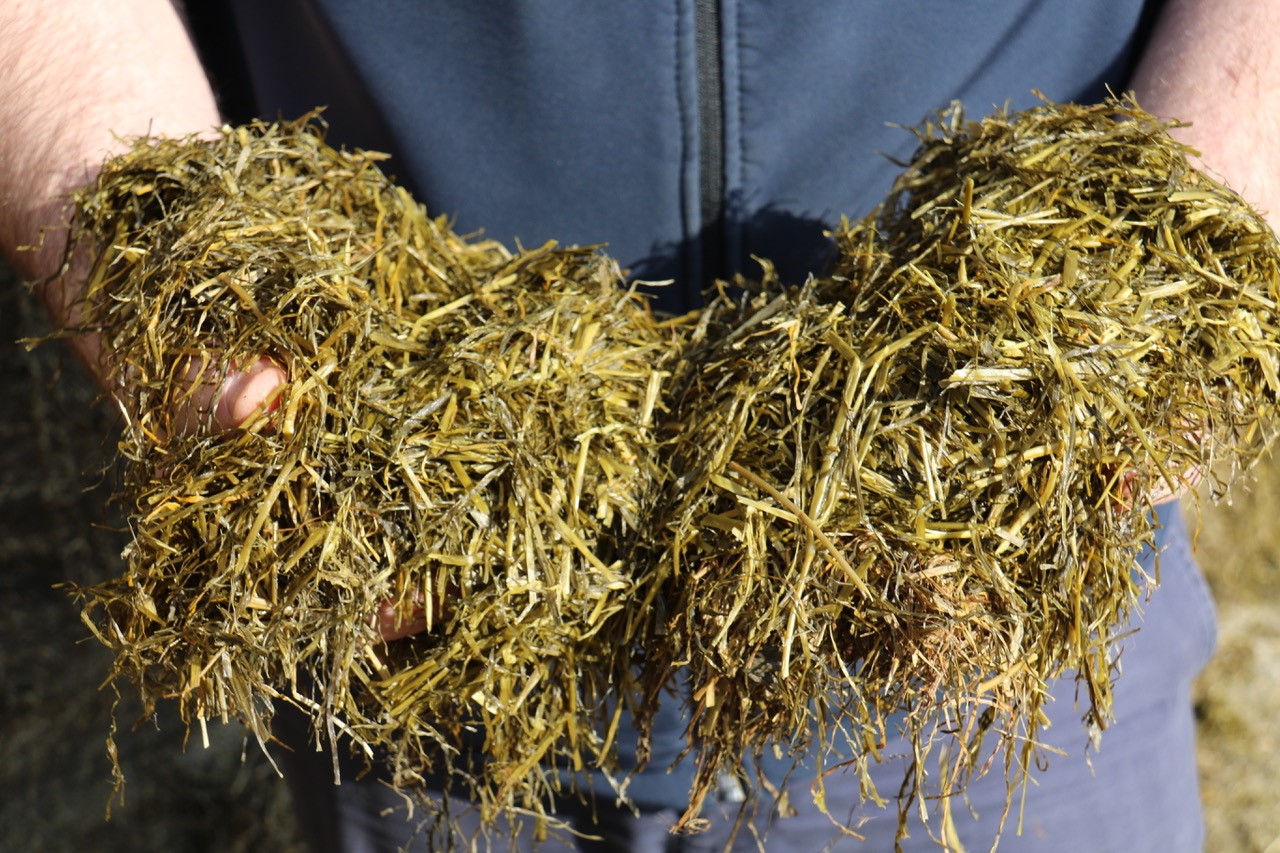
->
[694,0,725,283]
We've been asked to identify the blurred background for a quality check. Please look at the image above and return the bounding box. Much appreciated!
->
[2,259,1277,852]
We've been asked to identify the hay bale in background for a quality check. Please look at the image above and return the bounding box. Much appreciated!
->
[645,96,1280,828]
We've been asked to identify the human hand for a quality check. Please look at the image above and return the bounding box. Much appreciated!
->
[172,353,289,434]
[375,601,431,642]
[1120,457,1203,508]
[131,340,434,640]
[38,275,288,435]
[375,584,457,641]
[1146,471,1200,506]
[165,344,444,642]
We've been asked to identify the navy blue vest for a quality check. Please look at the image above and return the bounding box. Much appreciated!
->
[196,1,1160,316]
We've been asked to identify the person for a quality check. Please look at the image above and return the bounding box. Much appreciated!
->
[2,1,1276,850]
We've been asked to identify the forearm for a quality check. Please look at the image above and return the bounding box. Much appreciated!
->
[1129,0,1280,505]
[1130,0,1280,226]
[0,0,220,301]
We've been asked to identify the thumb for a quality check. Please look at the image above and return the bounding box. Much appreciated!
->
[175,355,288,434]
[214,356,288,430]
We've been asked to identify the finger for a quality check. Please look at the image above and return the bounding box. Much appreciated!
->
[1118,464,1203,508]
[174,354,287,434]
[215,357,288,429]
[1151,466,1203,506]
[375,600,430,642]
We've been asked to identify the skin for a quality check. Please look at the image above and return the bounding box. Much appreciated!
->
[2,0,1276,640]
[1130,0,1280,224]
[1128,0,1280,506]
[0,1,220,368]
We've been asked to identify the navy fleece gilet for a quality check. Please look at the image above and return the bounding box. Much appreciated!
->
[205,1,1158,316]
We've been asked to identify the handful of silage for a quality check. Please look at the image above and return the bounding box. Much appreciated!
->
[67,118,680,826]
[645,96,1280,826]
